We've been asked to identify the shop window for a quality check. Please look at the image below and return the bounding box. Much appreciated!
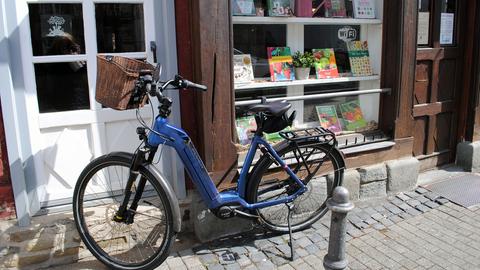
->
[28,4,85,56]
[231,0,385,152]
[95,4,145,53]
[29,3,89,113]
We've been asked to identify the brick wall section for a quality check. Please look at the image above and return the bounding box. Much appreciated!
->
[0,100,15,220]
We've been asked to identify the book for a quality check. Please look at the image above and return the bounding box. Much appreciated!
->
[267,0,293,16]
[232,0,256,16]
[352,0,376,19]
[316,105,342,133]
[347,41,373,76]
[312,49,340,79]
[265,126,291,143]
[339,100,367,131]
[233,54,254,84]
[324,0,347,18]
[294,0,312,17]
[267,47,295,81]
[236,116,257,145]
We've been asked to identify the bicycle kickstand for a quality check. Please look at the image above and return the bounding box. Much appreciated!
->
[286,202,295,261]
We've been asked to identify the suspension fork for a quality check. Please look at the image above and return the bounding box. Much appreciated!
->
[114,146,157,221]
[129,147,157,212]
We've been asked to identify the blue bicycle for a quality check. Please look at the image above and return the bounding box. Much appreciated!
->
[73,70,345,270]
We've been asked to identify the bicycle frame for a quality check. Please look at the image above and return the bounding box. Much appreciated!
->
[147,116,307,210]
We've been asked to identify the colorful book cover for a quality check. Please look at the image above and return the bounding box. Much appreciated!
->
[232,0,256,16]
[312,49,339,79]
[315,105,342,133]
[339,100,367,131]
[265,126,291,143]
[236,116,257,145]
[324,0,347,18]
[353,0,376,19]
[267,47,295,81]
[233,54,254,84]
[267,0,293,16]
[347,41,373,76]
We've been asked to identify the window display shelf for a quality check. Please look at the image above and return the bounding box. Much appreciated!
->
[232,16,382,25]
[234,75,380,90]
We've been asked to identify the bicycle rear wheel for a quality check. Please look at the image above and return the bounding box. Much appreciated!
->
[73,154,175,270]
[247,141,344,233]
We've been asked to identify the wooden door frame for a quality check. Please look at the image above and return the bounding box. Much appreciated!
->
[382,0,479,163]
[380,0,417,140]
[175,0,238,185]
[464,2,480,142]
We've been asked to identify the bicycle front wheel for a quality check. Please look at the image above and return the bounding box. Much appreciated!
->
[73,154,175,270]
[247,141,344,233]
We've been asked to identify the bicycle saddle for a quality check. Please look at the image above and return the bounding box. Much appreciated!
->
[248,100,291,116]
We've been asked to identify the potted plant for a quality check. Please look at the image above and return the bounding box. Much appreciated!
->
[292,51,314,80]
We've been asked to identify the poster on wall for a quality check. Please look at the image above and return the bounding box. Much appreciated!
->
[440,13,454,45]
[417,12,430,45]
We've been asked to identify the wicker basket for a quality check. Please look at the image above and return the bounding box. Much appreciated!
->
[95,55,155,110]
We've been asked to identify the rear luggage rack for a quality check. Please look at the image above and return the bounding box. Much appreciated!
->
[279,127,336,145]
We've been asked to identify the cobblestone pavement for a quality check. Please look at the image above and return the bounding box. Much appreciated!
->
[157,187,480,270]
[46,187,480,270]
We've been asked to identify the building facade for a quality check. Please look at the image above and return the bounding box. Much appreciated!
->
[1,0,480,227]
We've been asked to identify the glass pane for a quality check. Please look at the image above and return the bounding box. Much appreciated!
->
[235,87,288,116]
[96,4,145,53]
[303,83,359,124]
[440,0,456,46]
[304,25,361,74]
[35,63,89,113]
[233,24,287,78]
[28,4,85,56]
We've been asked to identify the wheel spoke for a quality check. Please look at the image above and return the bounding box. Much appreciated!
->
[73,157,173,269]
[253,144,341,231]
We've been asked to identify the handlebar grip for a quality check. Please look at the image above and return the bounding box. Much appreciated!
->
[180,79,208,91]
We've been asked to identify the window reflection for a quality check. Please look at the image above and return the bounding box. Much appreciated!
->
[96,4,145,53]
[35,63,89,113]
[28,4,85,56]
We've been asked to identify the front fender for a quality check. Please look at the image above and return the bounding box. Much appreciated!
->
[146,164,182,233]
[107,152,182,232]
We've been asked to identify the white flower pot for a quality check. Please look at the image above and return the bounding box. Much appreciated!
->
[294,67,310,80]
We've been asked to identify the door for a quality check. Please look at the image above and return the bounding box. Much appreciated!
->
[17,0,183,211]
[413,0,466,170]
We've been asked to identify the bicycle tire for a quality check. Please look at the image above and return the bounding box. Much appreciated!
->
[73,154,175,270]
[246,140,344,233]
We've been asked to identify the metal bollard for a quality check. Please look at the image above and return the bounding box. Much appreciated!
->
[323,186,354,270]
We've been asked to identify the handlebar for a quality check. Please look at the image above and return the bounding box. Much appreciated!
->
[136,74,207,118]
[174,75,207,91]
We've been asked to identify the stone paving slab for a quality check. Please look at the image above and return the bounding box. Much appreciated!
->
[43,187,480,270]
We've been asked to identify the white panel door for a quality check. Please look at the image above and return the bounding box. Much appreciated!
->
[19,0,183,210]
